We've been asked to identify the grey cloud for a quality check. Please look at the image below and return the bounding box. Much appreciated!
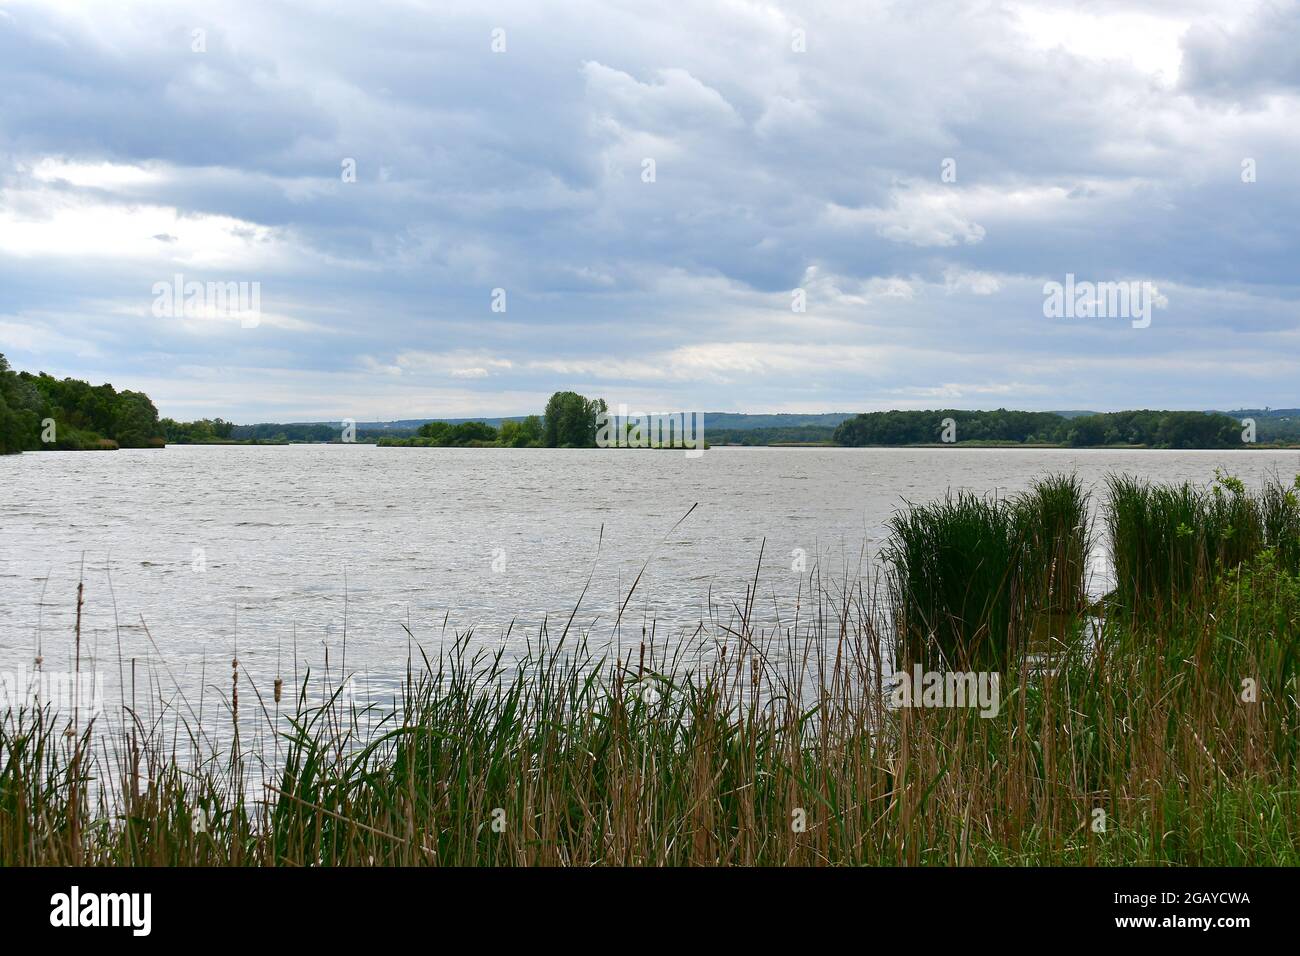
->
[1181,2,1300,101]
[0,0,1297,420]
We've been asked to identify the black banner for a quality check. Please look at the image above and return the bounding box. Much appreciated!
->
[0,866,1278,941]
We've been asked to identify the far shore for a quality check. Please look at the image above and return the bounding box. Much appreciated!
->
[10,439,1300,454]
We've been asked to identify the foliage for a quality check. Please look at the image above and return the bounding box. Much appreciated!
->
[416,420,499,445]
[542,391,606,448]
[833,407,1245,448]
[498,415,543,447]
[1213,548,1300,656]
[1104,470,1297,619]
[160,417,236,444]
[230,422,348,443]
[0,353,164,453]
[377,393,608,450]
[835,409,1068,446]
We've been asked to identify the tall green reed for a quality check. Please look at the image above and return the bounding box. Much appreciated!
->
[885,474,1091,669]
[1104,470,1297,619]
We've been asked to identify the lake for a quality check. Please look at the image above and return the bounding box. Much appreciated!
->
[3,444,1299,720]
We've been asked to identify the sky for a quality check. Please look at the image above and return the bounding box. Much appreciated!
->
[0,0,1297,422]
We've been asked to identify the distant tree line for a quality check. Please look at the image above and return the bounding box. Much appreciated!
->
[1186,409,1300,445]
[378,391,607,448]
[161,417,235,443]
[1250,415,1300,443]
[163,390,611,449]
[0,353,164,454]
[709,425,838,445]
[1059,410,1241,448]
[229,422,341,443]
[401,417,544,447]
[833,409,1063,445]
[4,356,1270,456]
[832,409,1245,448]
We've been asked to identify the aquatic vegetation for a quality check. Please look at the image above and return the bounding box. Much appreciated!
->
[884,474,1090,669]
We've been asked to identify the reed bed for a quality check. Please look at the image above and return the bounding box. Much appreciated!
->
[2,471,1299,866]
[885,474,1091,669]
[1106,470,1300,619]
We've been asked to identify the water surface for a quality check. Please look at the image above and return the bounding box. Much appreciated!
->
[3,444,1297,713]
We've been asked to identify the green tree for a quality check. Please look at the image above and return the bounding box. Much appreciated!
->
[112,390,164,447]
[542,391,606,447]
[416,421,453,443]
[448,421,497,445]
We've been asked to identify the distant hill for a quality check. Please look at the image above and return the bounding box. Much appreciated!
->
[1224,408,1300,420]
[1225,409,1300,443]
[699,412,854,430]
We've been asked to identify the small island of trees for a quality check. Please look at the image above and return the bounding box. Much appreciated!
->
[376,391,607,448]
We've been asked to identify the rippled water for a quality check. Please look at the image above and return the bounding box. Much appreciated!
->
[3,444,1298,716]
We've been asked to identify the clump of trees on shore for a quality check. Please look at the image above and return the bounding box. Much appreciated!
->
[833,408,1244,448]
[402,417,543,448]
[378,391,606,448]
[0,353,164,454]
[160,417,235,444]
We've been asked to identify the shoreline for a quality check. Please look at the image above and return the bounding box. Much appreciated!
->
[8,440,1298,454]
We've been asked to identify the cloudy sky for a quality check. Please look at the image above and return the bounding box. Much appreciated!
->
[1,0,1297,422]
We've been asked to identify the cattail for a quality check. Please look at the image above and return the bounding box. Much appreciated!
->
[274,636,283,705]
[231,656,239,716]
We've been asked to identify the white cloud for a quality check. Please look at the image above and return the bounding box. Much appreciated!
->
[1009,3,1193,83]
[0,183,285,269]
[944,269,1003,296]
[32,158,161,188]
[826,185,987,248]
